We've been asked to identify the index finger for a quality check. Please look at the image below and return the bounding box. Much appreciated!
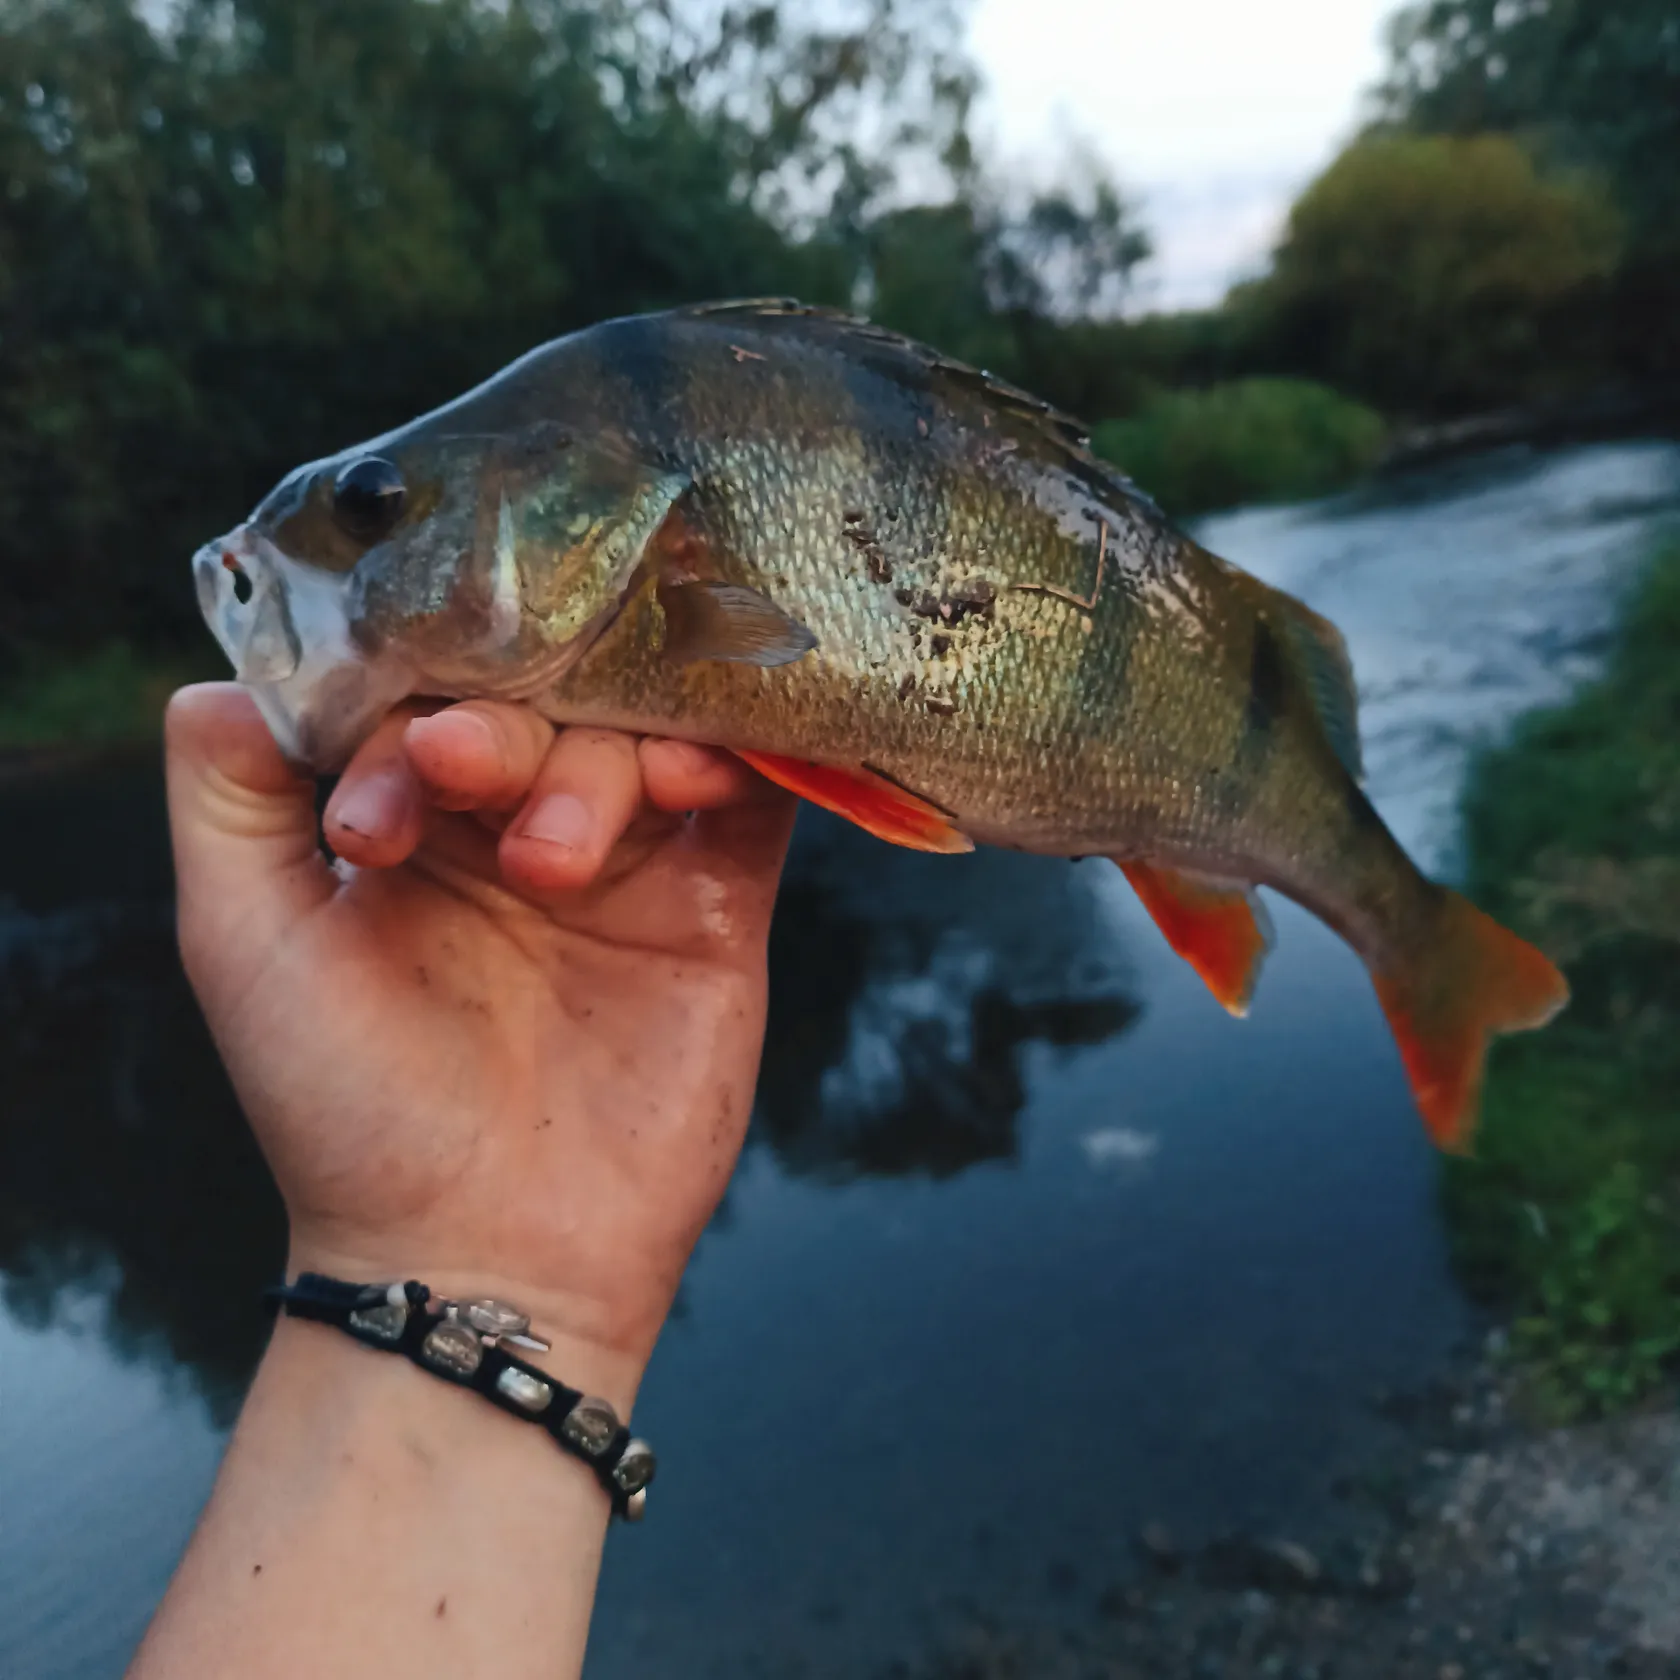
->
[403,701,557,811]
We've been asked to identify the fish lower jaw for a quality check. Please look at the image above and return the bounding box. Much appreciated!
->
[246,655,420,772]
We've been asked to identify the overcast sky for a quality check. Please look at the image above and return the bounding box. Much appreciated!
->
[965,0,1404,310]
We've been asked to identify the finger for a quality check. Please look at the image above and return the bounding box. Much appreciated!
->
[685,788,801,933]
[164,683,335,979]
[322,708,428,868]
[403,702,555,812]
[500,727,646,894]
[638,738,767,813]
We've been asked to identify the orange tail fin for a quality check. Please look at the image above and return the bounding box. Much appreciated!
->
[1118,861,1273,1017]
[1372,888,1569,1152]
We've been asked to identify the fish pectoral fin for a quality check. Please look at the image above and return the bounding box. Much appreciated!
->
[736,752,974,854]
[657,579,817,668]
[1116,861,1274,1017]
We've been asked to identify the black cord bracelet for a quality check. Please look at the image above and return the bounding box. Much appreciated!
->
[264,1273,655,1521]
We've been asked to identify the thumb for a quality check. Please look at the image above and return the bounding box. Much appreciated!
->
[165,683,335,992]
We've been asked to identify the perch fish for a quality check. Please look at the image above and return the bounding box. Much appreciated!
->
[193,299,1568,1149]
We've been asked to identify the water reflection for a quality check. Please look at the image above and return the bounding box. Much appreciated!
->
[759,819,1137,1177]
[0,905,284,1423]
[0,775,1138,1411]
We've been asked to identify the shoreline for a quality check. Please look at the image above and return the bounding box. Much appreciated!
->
[900,1348,1680,1678]
[1376,386,1680,477]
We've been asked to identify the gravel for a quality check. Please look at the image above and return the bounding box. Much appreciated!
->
[893,1354,1680,1680]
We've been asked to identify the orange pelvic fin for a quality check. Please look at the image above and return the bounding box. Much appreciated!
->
[735,751,974,854]
[1372,888,1569,1152]
[1118,861,1274,1017]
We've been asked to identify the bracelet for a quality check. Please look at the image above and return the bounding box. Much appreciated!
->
[264,1273,655,1521]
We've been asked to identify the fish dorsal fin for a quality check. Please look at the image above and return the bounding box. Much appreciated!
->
[669,298,1112,479]
[1260,586,1364,782]
[1116,861,1275,1017]
[735,751,974,854]
[657,579,817,668]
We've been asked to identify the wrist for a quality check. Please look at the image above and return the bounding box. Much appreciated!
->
[284,1238,651,1418]
[132,1310,617,1679]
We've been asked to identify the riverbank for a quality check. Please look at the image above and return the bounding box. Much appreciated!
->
[1377,386,1680,478]
[1445,540,1680,1419]
[901,1350,1680,1680]
[891,544,1680,1679]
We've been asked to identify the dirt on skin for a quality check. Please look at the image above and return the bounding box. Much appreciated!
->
[895,1353,1680,1680]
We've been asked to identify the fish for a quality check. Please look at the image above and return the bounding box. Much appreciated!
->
[192,297,1568,1150]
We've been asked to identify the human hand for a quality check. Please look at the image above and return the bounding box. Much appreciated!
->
[165,685,797,1411]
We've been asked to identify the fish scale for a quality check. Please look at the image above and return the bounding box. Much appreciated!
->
[192,298,1569,1148]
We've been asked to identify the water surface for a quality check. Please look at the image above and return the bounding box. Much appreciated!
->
[1,442,1675,1678]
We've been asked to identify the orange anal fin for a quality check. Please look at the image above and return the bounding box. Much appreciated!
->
[1372,890,1569,1153]
[1117,861,1274,1017]
[736,751,974,854]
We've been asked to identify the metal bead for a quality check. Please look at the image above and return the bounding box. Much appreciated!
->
[622,1488,648,1523]
[421,1320,483,1378]
[347,1302,408,1344]
[559,1395,620,1458]
[611,1438,656,1495]
[465,1299,531,1338]
[494,1366,554,1413]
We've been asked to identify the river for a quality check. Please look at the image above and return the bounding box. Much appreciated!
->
[1,440,1676,1679]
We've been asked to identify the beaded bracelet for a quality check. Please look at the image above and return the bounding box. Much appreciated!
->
[265,1273,655,1520]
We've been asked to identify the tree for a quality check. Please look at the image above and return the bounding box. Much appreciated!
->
[4,0,1148,663]
[1378,0,1680,387]
[1253,133,1620,417]
[1381,0,1680,239]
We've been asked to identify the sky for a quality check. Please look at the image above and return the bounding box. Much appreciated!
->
[965,0,1404,310]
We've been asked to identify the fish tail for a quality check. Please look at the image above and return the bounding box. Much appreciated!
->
[1371,888,1569,1153]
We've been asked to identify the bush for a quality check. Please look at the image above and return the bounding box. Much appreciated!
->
[0,643,212,752]
[1444,543,1680,1418]
[1090,379,1385,517]
[1252,133,1621,417]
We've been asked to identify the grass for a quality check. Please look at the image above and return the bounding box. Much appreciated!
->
[1091,378,1386,518]
[1444,540,1680,1418]
[0,643,218,754]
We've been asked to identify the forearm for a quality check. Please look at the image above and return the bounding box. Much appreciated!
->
[151,693,780,1676]
[130,1304,636,1680]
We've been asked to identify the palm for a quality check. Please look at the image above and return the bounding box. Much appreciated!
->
[170,688,796,1370]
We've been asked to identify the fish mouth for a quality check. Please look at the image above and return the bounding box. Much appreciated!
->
[193,526,418,771]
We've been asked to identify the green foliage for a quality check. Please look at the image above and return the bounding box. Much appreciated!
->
[1444,542,1680,1418]
[1383,0,1680,242]
[0,643,213,750]
[1090,380,1385,517]
[864,174,1151,380]
[0,0,1149,674]
[1250,134,1620,417]
[1380,0,1680,384]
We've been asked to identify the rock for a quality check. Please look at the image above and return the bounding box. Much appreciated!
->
[1096,1582,1145,1620]
[1198,1535,1324,1595]
[1266,1540,1323,1590]
[1045,1557,1078,1594]
[1137,1521,1182,1574]
[1359,1553,1416,1602]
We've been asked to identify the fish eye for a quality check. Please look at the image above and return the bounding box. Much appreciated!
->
[332,456,407,543]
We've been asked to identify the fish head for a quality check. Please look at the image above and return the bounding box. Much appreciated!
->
[194,401,689,770]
